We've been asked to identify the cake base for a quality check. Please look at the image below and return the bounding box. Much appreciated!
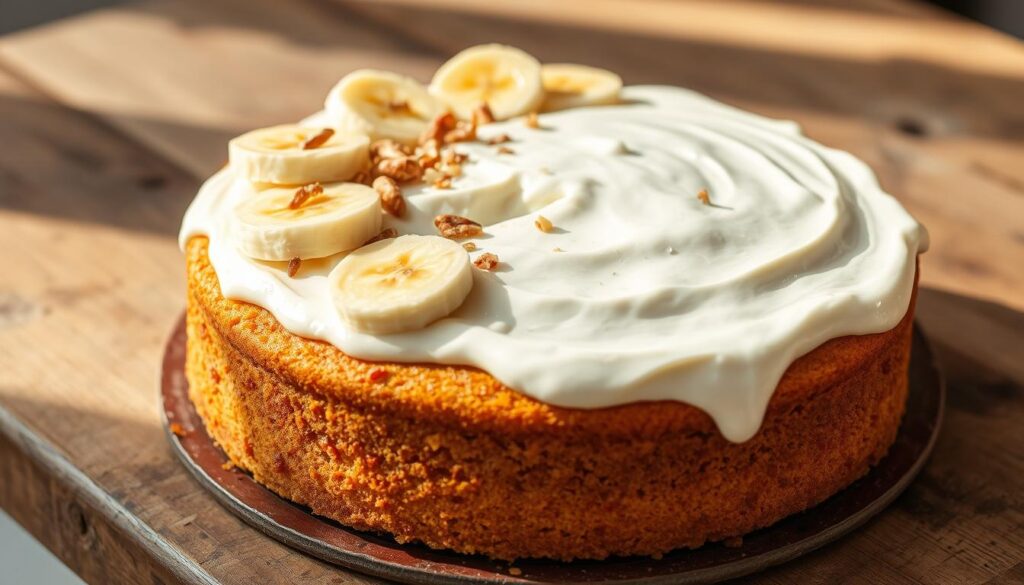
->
[162,316,943,585]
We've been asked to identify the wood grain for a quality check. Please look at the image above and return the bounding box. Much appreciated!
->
[0,0,1021,583]
[0,66,382,584]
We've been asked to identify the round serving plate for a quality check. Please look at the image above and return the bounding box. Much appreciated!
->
[162,316,944,584]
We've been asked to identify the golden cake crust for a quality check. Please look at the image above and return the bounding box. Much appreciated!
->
[184,236,916,560]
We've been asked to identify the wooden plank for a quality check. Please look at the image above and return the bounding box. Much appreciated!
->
[0,68,382,584]
[0,0,439,178]
[0,0,1021,583]
[0,407,212,585]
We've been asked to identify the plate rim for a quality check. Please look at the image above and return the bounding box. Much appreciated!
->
[161,316,944,584]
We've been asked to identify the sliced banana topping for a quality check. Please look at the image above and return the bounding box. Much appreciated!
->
[429,44,544,121]
[326,69,447,145]
[231,182,381,261]
[540,64,623,112]
[228,125,369,184]
[329,234,473,335]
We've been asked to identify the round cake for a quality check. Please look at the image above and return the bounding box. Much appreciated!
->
[179,45,927,561]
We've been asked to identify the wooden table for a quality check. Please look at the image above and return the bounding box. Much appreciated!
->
[1,0,1022,583]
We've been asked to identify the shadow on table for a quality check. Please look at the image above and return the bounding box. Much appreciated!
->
[745,286,1024,583]
[0,91,225,238]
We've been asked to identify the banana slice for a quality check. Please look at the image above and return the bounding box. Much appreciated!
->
[429,44,544,121]
[329,234,473,334]
[229,125,369,184]
[325,69,447,145]
[231,182,381,261]
[540,64,622,112]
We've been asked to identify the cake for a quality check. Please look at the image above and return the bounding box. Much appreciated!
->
[179,44,928,561]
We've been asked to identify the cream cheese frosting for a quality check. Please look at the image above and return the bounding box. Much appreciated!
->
[180,85,927,442]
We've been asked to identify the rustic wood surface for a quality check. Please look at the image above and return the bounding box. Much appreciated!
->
[0,0,1021,583]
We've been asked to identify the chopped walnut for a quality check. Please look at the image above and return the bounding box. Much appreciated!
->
[375,157,422,182]
[350,170,372,185]
[415,139,441,169]
[423,167,446,184]
[487,133,511,145]
[387,100,413,115]
[443,120,477,144]
[435,214,482,239]
[363,227,398,245]
[442,149,468,165]
[474,252,499,271]
[497,146,515,155]
[462,242,477,252]
[697,189,711,205]
[287,257,301,277]
[473,102,495,125]
[301,128,334,150]
[420,112,457,145]
[373,176,406,218]
[289,182,323,209]
[433,176,452,189]
[370,139,412,161]
[525,111,540,129]
[419,154,440,169]
[440,162,462,177]
[535,215,553,233]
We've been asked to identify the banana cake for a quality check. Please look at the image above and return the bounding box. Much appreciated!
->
[179,44,928,561]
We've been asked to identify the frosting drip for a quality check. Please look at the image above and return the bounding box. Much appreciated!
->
[180,86,926,442]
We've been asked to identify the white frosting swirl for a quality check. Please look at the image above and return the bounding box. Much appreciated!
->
[180,86,926,442]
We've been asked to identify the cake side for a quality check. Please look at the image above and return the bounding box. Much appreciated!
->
[185,236,915,560]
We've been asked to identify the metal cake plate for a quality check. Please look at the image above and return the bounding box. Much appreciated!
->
[161,315,944,584]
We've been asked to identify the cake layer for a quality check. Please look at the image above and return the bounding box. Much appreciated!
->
[185,237,915,560]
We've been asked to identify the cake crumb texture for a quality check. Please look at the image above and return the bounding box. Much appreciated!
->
[185,236,914,561]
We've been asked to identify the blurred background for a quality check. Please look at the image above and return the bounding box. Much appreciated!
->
[4,0,1024,37]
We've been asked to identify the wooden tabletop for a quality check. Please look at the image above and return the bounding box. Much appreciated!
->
[1,0,1023,583]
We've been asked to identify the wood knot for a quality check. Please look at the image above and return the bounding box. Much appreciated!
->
[137,173,168,190]
[65,501,97,549]
[894,116,930,138]
[0,292,43,330]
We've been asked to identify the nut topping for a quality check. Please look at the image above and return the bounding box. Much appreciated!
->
[535,215,553,233]
[301,128,334,150]
[473,102,495,126]
[473,252,499,271]
[435,214,482,239]
[443,120,477,144]
[289,182,323,209]
[375,157,422,182]
[287,257,302,277]
[363,227,399,246]
[420,112,457,145]
[370,139,412,161]
[372,176,406,218]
